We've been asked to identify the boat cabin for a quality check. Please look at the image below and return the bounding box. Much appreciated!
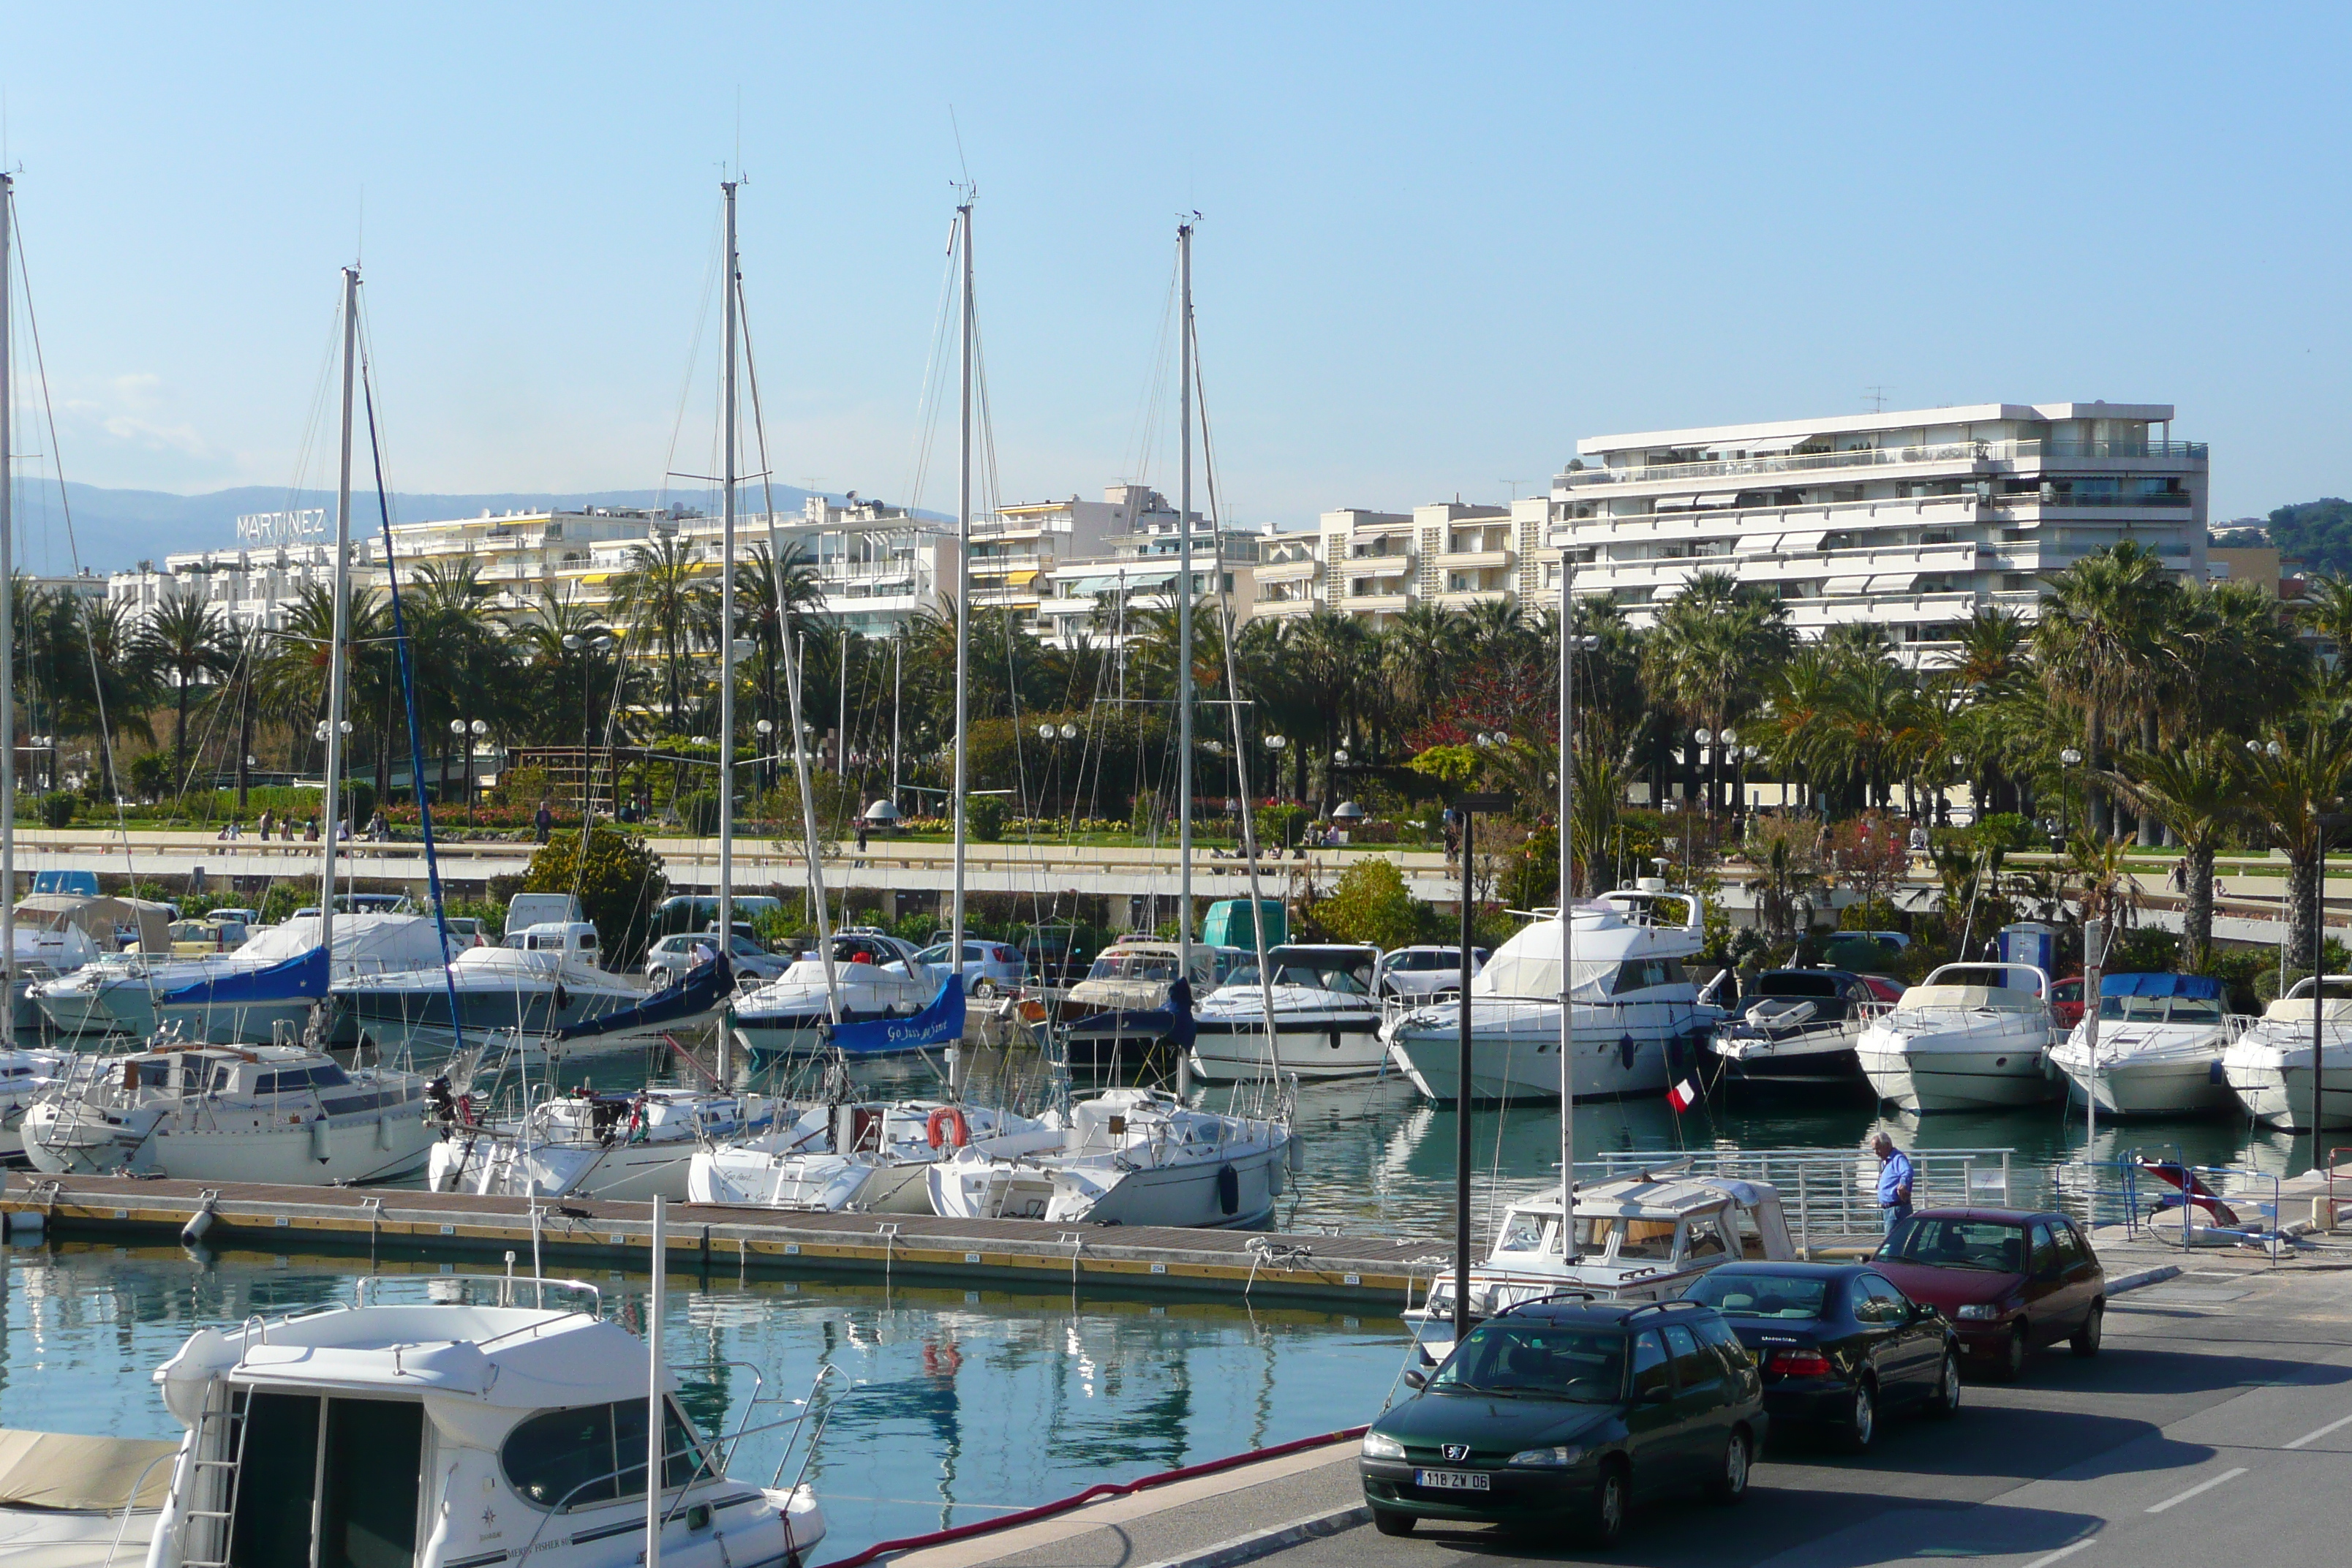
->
[505,922,601,957]
[146,1285,822,1568]
[67,1044,353,1109]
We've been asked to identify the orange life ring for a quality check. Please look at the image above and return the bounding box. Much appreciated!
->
[927,1106,971,1150]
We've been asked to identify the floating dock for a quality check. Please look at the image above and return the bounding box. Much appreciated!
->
[0,1173,1451,1308]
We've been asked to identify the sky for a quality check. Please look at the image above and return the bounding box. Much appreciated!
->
[3,3,2348,541]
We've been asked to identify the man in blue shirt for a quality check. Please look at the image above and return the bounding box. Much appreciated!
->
[1873,1132,1914,1233]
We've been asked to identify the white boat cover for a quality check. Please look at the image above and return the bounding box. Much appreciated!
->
[0,1428,177,1509]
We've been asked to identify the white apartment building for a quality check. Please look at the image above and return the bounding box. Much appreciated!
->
[1550,401,2206,655]
[1254,500,1550,627]
[1034,516,1259,649]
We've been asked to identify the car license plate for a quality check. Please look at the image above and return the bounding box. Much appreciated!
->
[1414,1469,1490,1491]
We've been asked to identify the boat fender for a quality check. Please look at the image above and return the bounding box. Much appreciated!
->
[376,1112,393,1151]
[927,1107,972,1150]
[310,1114,331,1163]
[1618,1034,1637,1071]
[1267,1156,1286,1198]
[4,1208,43,1241]
[180,1199,216,1245]
[1216,1162,1240,1216]
[554,983,571,1011]
[1287,1130,1305,1174]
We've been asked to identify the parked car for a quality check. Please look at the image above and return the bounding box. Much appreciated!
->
[1681,1262,1961,1450]
[2049,976,2086,1029]
[167,919,250,957]
[1359,1297,1763,1546]
[642,930,791,985]
[912,939,1028,996]
[1872,1208,2106,1381]
[440,916,488,948]
[1375,946,1490,1001]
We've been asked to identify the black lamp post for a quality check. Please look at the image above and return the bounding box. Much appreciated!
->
[1452,790,1512,1340]
[2313,811,2351,1161]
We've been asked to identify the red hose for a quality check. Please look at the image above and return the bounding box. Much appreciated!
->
[811,1425,1370,1568]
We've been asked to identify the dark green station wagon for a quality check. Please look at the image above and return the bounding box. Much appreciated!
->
[1360,1297,1766,1545]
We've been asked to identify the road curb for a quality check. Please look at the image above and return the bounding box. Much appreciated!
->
[1134,1505,1371,1568]
[2108,1264,2185,1294]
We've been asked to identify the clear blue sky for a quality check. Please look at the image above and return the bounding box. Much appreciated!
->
[4,3,2346,531]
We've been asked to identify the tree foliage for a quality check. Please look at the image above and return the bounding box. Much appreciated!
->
[520,823,668,963]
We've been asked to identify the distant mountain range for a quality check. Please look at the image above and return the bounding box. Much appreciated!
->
[15,482,842,576]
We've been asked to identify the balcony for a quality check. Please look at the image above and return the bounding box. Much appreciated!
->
[1436,547,1512,569]
[1561,437,2207,490]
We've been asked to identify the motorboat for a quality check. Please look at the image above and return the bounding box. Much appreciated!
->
[1708,968,1897,1097]
[1855,962,2061,1112]
[12,894,173,1036]
[0,1427,175,1568]
[731,930,940,1059]
[332,921,651,1049]
[0,1044,72,1162]
[1058,939,1243,1066]
[1405,1170,1797,1355]
[2051,972,2244,1118]
[2220,975,2352,1131]
[926,1086,1293,1227]
[688,1098,1046,1213]
[20,1043,435,1183]
[140,1278,825,1568]
[428,1085,780,1201]
[1384,883,1722,1104]
[1188,943,1387,1082]
[29,913,458,1045]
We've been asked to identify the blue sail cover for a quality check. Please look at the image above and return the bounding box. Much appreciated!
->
[2100,973,2223,999]
[159,945,328,1008]
[553,954,732,1040]
[823,976,966,1057]
[1064,978,1196,1047]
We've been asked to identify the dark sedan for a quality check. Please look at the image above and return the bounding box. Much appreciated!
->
[1681,1262,1960,1450]
[1873,1208,2106,1380]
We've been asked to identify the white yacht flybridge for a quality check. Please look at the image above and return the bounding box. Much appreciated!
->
[140,1279,824,1568]
[1384,883,1721,1103]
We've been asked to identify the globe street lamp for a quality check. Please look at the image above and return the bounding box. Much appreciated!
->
[2059,746,2084,837]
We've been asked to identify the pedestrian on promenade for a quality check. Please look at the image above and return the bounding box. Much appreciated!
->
[257,809,274,840]
[535,798,554,843]
[1872,1131,1915,1234]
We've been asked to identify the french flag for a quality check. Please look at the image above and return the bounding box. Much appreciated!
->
[1667,1079,1698,1113]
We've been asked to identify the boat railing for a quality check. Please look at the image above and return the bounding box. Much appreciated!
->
[355,1271,604,1317]
[1877,1002,2048,1041]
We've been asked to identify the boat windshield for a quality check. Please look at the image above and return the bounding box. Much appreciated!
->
[1498,1212,1554,1252]
[1226,949,1374,994]
[1088,953,1177,981]
[1684,1273,1829,1319]
[2097,995,2223,1025]
[1431,1323,1626,1402]
[1569,1215,1678,1260]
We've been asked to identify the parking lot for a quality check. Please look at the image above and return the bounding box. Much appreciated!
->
[1264,1262,2352,1568]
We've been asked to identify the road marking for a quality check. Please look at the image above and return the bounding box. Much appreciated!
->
[2285,1411,2352,1450]
[2020,1540,2095,1568]
[2146,1465,2246,1513]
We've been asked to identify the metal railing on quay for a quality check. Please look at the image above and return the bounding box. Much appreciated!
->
[1572,1146,2014,1252]
[2046,1153,2288,1260]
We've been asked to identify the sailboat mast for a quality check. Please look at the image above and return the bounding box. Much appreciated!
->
[1177,222,1194,998]
[1559,544,1577,1258]
[321,265,359,960]
[0,173,15,1048]
[720,179,739,954]
[949,196,973,1096]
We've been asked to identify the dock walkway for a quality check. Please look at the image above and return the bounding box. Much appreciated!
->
[0,1172,1452,1308]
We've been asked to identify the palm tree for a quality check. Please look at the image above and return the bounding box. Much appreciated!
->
[61,598,159,798]
[2103,740,2245,970]
[262,583,393,796]
[140,589,233,786]
[1643,571,1791,813]
[210,622,271,811]
[608,535,709,731]
[2239,718,2352,973]
[2033,540,2184,839]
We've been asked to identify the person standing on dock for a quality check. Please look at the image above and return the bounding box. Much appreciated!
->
[1872,1132,1914,1233]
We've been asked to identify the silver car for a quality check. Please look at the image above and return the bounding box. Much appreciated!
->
[643,931,792,985]
[912,939,1029,997]
[1374,945,1489,1001]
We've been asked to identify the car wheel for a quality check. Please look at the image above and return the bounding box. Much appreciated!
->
[1707,1428,1751,1505]
[1371,1508,1415,1537]
[1842,1380,1877,1453]
[973,979,998,999]
[1995,1324,2029,1382]
[1927,1351,1962,1417]
[1581,1459,1629,1544]
[2071,1302,2104,1357]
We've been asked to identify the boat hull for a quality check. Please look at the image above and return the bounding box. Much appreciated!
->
[1858,1035,2057,1112]
[1188,1017,1386,1081]
[2224,1052,2352,1130]
[926,1138,1288,1228]
[1387,1001,1706,1104]
[2057,1055,2236,1117]
[152,998,319,1047]
[22,1094,434,1183]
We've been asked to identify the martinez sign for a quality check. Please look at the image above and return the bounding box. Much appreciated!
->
[235,509,328,546]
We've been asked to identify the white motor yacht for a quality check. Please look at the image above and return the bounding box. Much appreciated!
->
[926,1086,1293,1227]
[1188,943,1387,1082]
[1405,1170,1797,1354]
[1384,884,1721,1104]
[1708,968,1893,1097]
[731,931,940,1059]
[429,1086,778,1201]
[140,1280,824,1568]
[689,1099,1045,1213]
[2050,973,2244,1118]
[1856,962,2061,1112]
[2220,975,2352,1131]
[333,921,649,1049]
[20,1043,434,1183]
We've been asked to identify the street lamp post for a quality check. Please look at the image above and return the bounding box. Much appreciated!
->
[2313,811,2351,1161]
[1451,790,1512,1341]
[2059,747,2084,837]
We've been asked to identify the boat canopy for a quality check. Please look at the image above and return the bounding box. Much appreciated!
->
[15,892,172,953]
[0,1428,178,1510]
[2099,972,2220,999]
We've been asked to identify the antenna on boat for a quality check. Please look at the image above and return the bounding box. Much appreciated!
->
[321,263,359,966]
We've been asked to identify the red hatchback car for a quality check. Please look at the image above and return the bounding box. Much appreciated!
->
[1872,1209,2106,1381]
[2048,977,2086,1029]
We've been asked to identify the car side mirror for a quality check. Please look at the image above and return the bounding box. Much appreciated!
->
[1402,1369,1427,1391]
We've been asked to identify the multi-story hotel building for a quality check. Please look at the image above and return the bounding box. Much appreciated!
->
[1550,401,2206,655]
